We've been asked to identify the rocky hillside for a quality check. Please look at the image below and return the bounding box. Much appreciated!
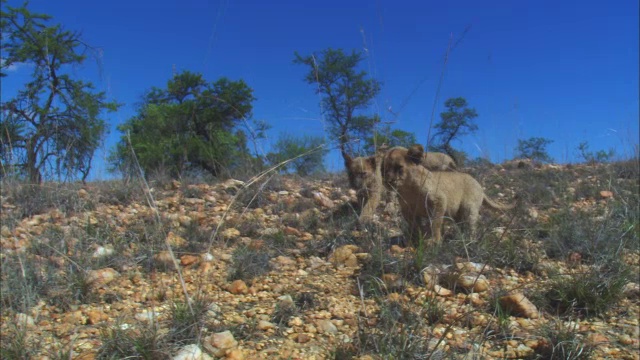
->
[1,160,639,359]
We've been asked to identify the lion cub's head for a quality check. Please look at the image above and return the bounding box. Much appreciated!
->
[344,153,377,192]
[382,144,426,188]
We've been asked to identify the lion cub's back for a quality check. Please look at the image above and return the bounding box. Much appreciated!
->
[430,170,484,205]
[422,152,457,171]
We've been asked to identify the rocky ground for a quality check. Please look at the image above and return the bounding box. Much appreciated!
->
[1,160,639,359]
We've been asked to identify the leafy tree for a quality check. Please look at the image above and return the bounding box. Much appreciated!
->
[577,141,614,164]
[0,3,120,182]
[294,48,381,159]
[516,137,554,163]
[266,133,327,176]
[363,126,416,154]
[109,71,259,179]
[430,97,478,165]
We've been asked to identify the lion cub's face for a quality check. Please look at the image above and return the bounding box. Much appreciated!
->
[382,145,424,188]
[345,155,376,191]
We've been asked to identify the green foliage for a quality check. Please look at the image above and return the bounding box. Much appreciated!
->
[0,324,36,360]
[97,321,168,360]
[542,261,631,317]
[577,141,615,164]
[166,295,212,346]
[227,246,272,282]
[363,126,416,154]
[110,71,260,179]
[516,137,554,163]
[266,133,328,176]
[534,320,593,360]
[294,48,381,154]
[0,3,120,182]
[430,97,478,165]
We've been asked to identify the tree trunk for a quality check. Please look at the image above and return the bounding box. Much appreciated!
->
[26,146,42,183]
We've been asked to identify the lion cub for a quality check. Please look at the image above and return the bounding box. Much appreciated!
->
[344,148,457,222]
[382,145,514,245]
[344,150,385,222]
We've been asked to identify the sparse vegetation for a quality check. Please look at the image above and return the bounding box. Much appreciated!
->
[1,161,638,358]
[227,246,272,282]
[516,137,555,164]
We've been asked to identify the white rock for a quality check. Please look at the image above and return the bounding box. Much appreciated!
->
[173,344,212,360]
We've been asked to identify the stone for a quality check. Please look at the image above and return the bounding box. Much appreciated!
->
[86,268,119,286]
[456,274,489,292]
[312,192,334,208]
[328,245,359,268]
[222,228,241,239]
[14,313,35,328]
[85,310,109,325]
[78,188,90,199]
[599,190,613,199]
[382,273,403,289]
[180,255,200,267]
[167,231,187,247]
[173,344,212,360]
[317,319,338,334]
[154,251,176,269]
[228,280,249,294]
[283,226,301,237]
[296,333,312,343]
[257,320,276,330]
[433,285,452,296]
[225,349,245,360]
[499,293,539,319]
[92,245,114,258]
[204,331,238,357]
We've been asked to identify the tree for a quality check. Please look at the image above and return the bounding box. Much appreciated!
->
[109,71,259,178]
[266,133,327,176]
[577,141,614,164]
[0,3,120,182]
[430,97,478,165]
[294,48,381,159]
[516,137,554,163]
[363,126,416,154]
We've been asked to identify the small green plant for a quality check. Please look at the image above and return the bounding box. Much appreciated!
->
[166,295,212,346]
[97,321,168,360]
[542,261,631,317]
[227,246,272,282]
[181,185,204,199]
[271,299,298,327]
[422,296,445,325]
[577,141,614,165]
[534,320,593,360]
[0,324,37,360]
[544,206,633,262]
[351,304,434,359]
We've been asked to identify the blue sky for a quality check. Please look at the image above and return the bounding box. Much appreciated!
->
[2,0,638,179]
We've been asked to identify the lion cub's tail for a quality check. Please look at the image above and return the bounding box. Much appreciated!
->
[482,195,516,211]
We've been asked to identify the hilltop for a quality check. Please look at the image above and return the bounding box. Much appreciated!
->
[1,160,638,359]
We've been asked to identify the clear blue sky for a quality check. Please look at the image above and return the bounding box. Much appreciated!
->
[2,0,638,179]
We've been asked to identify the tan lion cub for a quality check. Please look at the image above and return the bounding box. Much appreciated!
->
[382,145,515,245]
[344,148,457,222]
[344,150,385,222]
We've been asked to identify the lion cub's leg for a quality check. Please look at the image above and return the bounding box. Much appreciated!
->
[467,208,480,240]
[428,195,447,244]
[400,204,422,245]
[358,185,381,222]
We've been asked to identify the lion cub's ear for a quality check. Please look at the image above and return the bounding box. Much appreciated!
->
[407,144,424,164]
